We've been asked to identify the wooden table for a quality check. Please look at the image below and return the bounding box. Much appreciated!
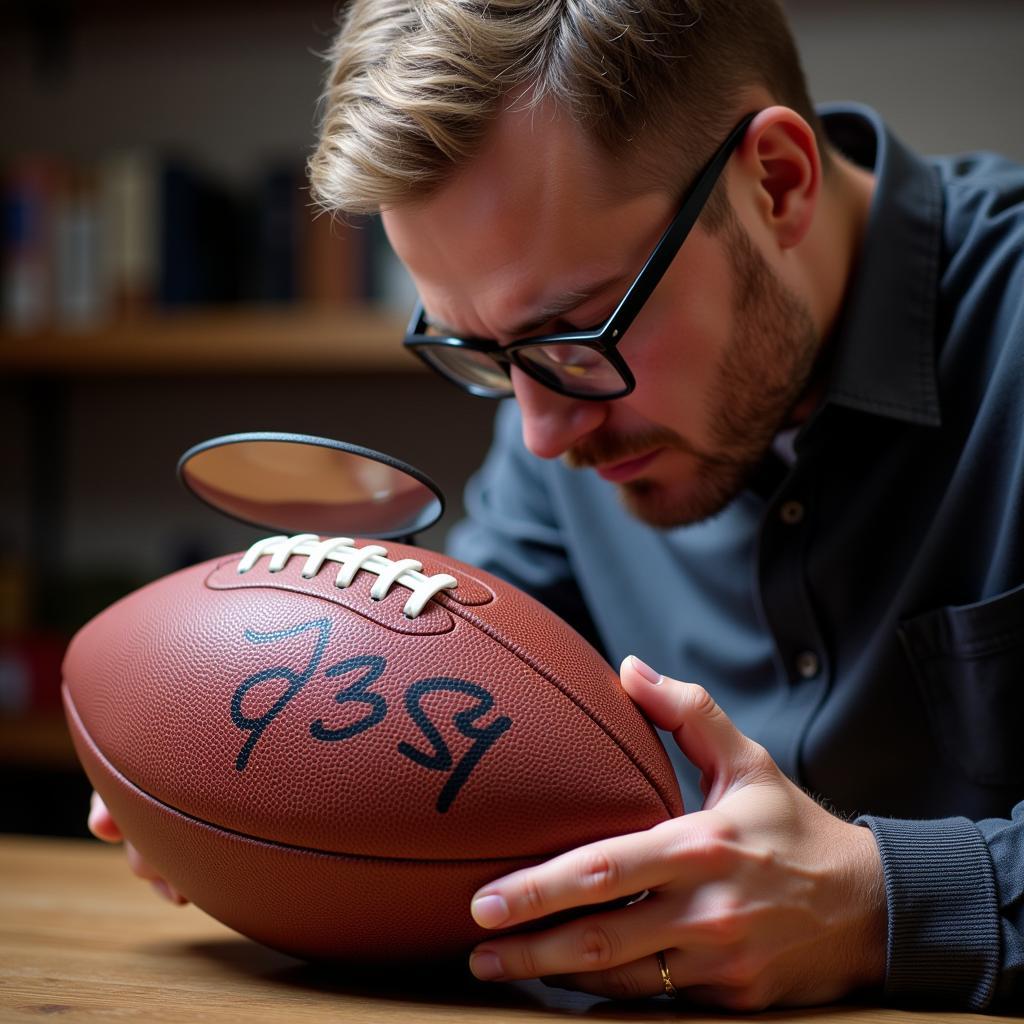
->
[0,835,1014,1022]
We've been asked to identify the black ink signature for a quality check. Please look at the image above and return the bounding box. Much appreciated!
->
[232,618,330,772]
[231,618,512,813]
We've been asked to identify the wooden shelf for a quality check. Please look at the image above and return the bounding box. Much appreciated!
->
[0,713,77,771]
[0,306,418,375]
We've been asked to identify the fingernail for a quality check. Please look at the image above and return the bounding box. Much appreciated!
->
[470,949,505,981]
[471,893,510,928]
[629,655,662,685]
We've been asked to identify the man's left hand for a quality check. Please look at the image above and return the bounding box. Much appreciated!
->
[467,656,887,1011]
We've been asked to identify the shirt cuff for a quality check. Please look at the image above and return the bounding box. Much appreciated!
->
[856,815,1000,1010]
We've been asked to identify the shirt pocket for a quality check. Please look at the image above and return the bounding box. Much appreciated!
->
[899,581,1024,788]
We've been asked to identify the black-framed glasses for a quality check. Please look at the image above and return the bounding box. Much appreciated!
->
[403,110,758,400]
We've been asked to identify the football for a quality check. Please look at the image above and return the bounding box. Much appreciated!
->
[62,533,683,962]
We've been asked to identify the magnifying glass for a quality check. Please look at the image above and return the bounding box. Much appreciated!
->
[177,431,445,543]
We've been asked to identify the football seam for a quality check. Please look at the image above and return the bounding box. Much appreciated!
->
[65,685,578,867]
[206,559,459,637]
[437,595,681,819]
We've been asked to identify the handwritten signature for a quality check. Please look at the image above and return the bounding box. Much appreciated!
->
[230,618,512,813]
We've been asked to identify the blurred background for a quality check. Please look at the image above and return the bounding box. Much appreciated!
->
[1,0,1022,836]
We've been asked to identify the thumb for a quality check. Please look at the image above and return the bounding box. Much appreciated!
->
[88,791,123,843]
[620,655,772,802]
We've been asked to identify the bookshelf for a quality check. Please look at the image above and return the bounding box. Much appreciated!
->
[0,306,413,375]
[0,4,488,834]
[0,714,76,772]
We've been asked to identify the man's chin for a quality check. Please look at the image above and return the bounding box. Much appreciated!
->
[618,465,747,528]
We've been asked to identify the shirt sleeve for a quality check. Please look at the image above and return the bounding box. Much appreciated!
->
[445,401,606,655]
[857,801,1024,1011]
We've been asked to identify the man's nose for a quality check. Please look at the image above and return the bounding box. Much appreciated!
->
[511,367,607,460]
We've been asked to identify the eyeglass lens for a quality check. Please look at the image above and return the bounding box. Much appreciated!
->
[419,344,512,397]
[514,344,626,396]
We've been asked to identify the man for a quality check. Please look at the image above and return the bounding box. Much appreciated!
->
[92,0,1024,1011]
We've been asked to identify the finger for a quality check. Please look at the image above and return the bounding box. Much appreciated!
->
[646,947,779,1011]
[471,821,683,930]
[549,961,774,1012]
[620,656,773,799]
[150,879,189,906]
[543,956,667,1001]
[469,891,676,982]
[123,841,188,904]
[470,878,759,984]
[125,840,161,881]
[88,791,123,843]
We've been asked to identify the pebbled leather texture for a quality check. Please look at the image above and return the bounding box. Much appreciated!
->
[62,538,683,960]
[65,688,539,962]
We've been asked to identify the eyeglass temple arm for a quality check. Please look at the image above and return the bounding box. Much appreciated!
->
[603,111,758,334]
[405,302,428,336]
[403,112,757,343]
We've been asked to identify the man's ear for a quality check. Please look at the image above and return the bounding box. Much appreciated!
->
[735,106,821,250]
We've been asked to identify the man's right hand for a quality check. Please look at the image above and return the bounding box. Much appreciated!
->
[88,791,189,905]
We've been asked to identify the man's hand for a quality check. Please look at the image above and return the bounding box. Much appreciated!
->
[467,656,887,1010]
[87,792,188,905]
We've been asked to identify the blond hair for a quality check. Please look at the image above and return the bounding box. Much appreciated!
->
[309,0,824,224]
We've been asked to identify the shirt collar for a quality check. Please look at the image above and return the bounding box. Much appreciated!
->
[816,103,943,428]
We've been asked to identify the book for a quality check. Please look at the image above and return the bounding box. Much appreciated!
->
[301,195,362,307]
[1,157,58,332]
[98,150,159,318]
[53,165,104,329]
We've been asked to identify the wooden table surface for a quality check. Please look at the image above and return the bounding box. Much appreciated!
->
[0,835,1015,1023]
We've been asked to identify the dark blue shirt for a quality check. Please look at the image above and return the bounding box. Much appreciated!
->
[447,105,1024,1010]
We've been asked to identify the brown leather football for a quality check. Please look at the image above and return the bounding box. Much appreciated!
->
[62,533,683,962]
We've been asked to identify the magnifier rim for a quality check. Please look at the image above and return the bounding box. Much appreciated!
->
[177,431,446,540]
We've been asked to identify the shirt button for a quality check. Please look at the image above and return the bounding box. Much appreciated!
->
[780,500,805,525]
[795,650,820,680]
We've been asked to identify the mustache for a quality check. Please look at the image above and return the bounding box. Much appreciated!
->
[564,426,747,471]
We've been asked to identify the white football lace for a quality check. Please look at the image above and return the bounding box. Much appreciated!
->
[236,534,458,619]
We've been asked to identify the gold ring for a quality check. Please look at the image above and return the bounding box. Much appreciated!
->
[656,949,678,998]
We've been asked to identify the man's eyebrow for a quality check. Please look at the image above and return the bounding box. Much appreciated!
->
[427,275,622,339]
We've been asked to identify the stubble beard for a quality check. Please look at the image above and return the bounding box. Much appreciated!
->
[566,217,822,529]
